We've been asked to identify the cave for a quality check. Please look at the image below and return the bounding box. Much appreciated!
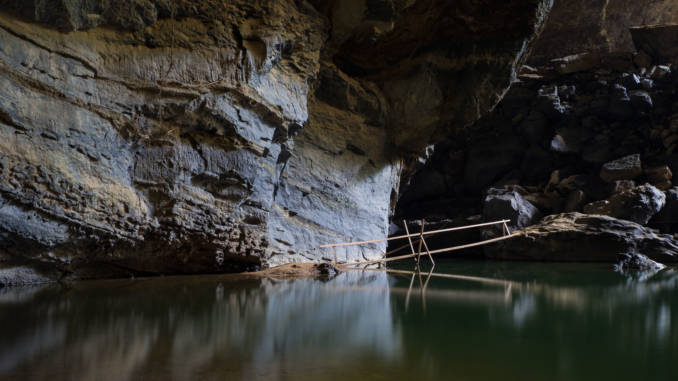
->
[1,0,678,283]
[2,1,678,380]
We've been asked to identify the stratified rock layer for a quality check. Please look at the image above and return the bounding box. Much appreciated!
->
[0,0,553,282]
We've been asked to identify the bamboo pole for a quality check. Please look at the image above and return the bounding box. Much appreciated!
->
[405,271,415,312]
[421,235,434,266]
[416,219,425,264]
[319,219,511,248]
[342,232,520,266]
[402,219,418,264]
[363,268,517,287]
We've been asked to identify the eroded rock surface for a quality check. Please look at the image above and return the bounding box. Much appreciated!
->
[0,0,553,282]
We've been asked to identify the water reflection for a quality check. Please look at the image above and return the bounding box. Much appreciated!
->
[1,262,677,381]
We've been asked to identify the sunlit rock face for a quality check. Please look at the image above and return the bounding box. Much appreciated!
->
[529,0,678,64]
[0,0,552,281]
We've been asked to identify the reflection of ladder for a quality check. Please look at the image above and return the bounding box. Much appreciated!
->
[320,219,516,267]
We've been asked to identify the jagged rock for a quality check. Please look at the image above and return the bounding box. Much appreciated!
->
[487,213,678,262]
[482,188,542,235]
[614,253,666,272]
[582,184,666,225]
[600,154,642,183]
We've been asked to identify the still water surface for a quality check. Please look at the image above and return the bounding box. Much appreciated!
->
[1,261,676,381]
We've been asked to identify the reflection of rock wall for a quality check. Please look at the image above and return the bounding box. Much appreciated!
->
[3,267,678,380]
[0,271,397,381]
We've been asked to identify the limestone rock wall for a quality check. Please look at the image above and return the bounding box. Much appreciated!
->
[529,0,678,64]
[0,0,552,282]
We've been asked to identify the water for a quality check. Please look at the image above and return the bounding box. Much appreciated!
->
[1,260,677,381]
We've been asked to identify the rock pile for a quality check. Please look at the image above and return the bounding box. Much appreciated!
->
[398,42,678,262]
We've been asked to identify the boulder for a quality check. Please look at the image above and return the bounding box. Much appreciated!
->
[482,188,542,236]
[629,90,653,111]
[486,213,678,262]
[582,184,666,225]
[610,180,637,194]
[620,73,641,90]
[600,154,642,182]
[614,253,666,272]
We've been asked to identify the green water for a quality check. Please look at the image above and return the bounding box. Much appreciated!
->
[1,261,676,381]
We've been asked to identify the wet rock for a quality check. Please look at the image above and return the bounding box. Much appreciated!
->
[313,263,342,278]
[487,213,678,262]
[0,266,59,287]
[614,253,666,272]
[582,184,666,225]
[600,154,642,183]
[482,188,542,235]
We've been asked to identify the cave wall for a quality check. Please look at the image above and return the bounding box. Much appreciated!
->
[529,0,678,65]
[529,0,678,64]
[0,0,553,282]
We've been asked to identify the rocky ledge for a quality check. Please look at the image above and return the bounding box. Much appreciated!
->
[487,213,678,262]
